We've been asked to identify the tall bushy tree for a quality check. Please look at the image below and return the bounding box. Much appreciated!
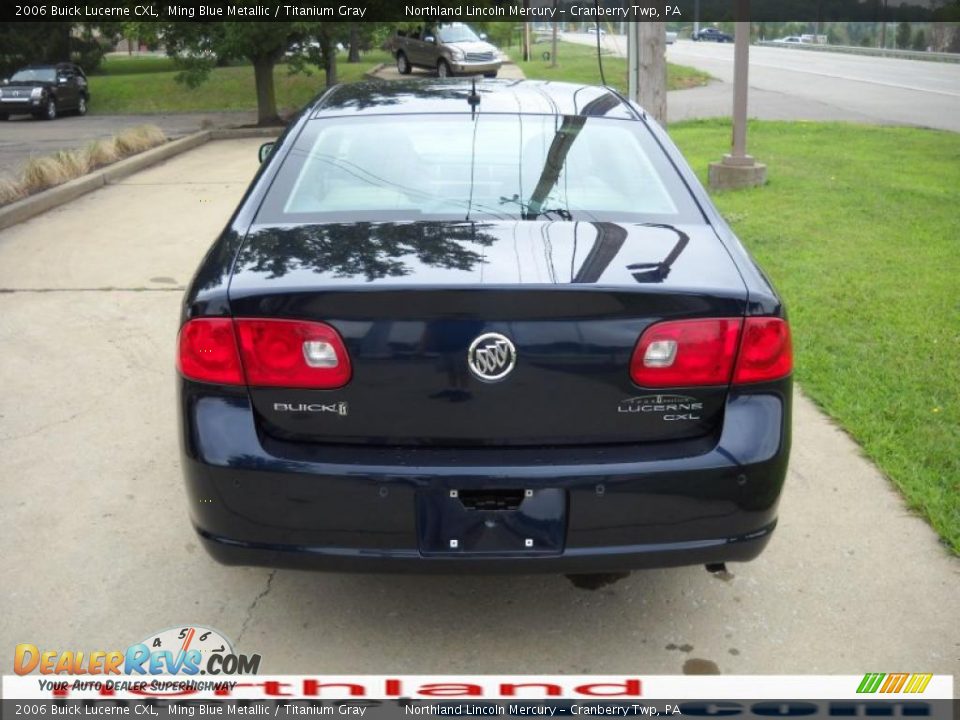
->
[912,29,927,51]
[154,22,324,126]
[896,21,912,49]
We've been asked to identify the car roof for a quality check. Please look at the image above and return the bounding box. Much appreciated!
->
[311,79,638,120]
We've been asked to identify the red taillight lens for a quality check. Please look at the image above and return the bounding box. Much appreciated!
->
[630,316,792,388]
[733,317,792,384]
[177,318,245,385]
[234,319,351,389]
[630,318,742,387]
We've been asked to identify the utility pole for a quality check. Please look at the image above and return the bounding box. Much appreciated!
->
[627,21,667,126]
[708,13,766,189]
[551,19,558,68]
[522,2,532,61]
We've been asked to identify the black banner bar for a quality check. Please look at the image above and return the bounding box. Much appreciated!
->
[3,0,960,24]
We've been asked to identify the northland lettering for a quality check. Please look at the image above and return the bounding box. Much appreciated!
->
[38,679,643,699]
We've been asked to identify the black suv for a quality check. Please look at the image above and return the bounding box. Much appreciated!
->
[0,63,89,120]
[693,27,733,43]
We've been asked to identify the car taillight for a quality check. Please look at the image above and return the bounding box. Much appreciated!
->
[630,317,792,388]
[177,318,245,386]
[177,318,351,388]
[732,317,792,384]
[234,318,352,388]
[631,318,742,387]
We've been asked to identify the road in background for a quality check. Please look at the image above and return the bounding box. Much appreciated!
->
[1,140,958,676]
[562,33,960,130]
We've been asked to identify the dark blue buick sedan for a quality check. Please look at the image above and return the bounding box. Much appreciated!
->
[177,80,791,574]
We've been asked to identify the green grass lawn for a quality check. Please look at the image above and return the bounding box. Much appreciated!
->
[504,40,711,93]
[671,119,960,553]
[89,52,392,114]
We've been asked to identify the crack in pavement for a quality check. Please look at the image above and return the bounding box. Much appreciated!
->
[235,570,277,647]
[0,410,86,443]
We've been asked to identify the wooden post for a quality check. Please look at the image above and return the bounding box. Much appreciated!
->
[628,22,667,126]
[551,20,558,68]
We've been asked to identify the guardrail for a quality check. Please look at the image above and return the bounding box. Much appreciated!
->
[756,41,960,64]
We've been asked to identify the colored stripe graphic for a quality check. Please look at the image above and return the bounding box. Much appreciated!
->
[857,673,885,693]
[880,673,908,693]
[858,673,932,694]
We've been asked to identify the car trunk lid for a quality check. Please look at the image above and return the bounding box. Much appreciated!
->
[227,220,747,446]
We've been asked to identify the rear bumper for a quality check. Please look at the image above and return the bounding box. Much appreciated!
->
[180,380,791,573]
[197,524,776,573]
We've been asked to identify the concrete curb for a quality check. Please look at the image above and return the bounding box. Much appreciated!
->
[0,127,281,232]
[364,63,386,79]
[211,127,283,140]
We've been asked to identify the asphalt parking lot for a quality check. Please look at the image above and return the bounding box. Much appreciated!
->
[1,139,958,675]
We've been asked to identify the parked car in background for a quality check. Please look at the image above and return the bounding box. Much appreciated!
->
[666,31,678,44]
[178,79,793,575]
[692,27,733,43]
[773,36,803,44]
[0,63,88,120]
[387,23,502,78]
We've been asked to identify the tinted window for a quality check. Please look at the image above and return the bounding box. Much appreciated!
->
[256,115,702,225]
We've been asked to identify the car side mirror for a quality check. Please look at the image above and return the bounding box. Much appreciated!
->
[258,142,275,163]
[424,36,436,44]
[479,33,488,40]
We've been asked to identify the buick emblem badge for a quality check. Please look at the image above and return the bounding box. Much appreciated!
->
[467,332,517,382]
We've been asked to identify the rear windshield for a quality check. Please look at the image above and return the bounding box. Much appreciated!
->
[256,114,703,225]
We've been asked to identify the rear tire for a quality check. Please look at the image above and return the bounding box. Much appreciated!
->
[396,52,411,75]
[76,94,87,116]
[484,71,498,79]
[437,59,452,78]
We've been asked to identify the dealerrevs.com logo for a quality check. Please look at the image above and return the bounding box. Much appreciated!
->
[14,625,261,676]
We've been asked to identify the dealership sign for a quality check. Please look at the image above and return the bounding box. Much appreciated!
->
[2,675,953,700]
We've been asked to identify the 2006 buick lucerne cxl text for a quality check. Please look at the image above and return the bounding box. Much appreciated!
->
[177,80,792,574]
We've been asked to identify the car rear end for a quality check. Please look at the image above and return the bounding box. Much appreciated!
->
[177,83,791,573]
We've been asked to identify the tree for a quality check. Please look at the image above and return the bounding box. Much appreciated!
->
[150,22,327,126]
[912,29,927,51]
[896,21,912,49]
[314,25,338,87]
[0,22,118,76]
[345,23,391,63]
